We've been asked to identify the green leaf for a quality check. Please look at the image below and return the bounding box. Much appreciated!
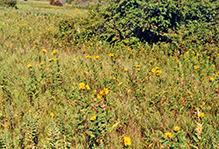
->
[200,133,207,142]
[200,141,206,148]
[97,107,104,113]
[190,144,199,149]
[85,101,92,108]
[192,135,199,143]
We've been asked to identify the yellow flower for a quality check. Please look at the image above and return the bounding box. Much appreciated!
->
[155,67,159,70]
[210,77,214,81]
[73,82,76,86]
[198,112,204,118]
[156,70,162,76]
[86,55,92,59]
[109,53,114,57]
[149,60,153,64]
[85,85,90,90]
[102,88,109,95]
[40,62,43,65]
[121,137,131,146]
[40,49,47,54]
[174,126,180,131]
[137,68,140,71]
[51,50,56,55]
[27,64,32,68]
[55,58,58,61]
[165,132,173,138]
[124,68,128,71]
[194,65,199,69]
[185,91,191,95]
[97,94,102,99]
[50,112,54,118]
[90,115,96,121]
[73,58,76,61]
[49,58,54,62]
[151,68,156,73]
[216,72,219,77]
[79,82,85,90]
[99,90,104,95]
[124,137,131,146]
[93,56,99,59]
[136,65,140,68]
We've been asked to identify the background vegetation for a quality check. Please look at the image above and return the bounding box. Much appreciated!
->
[0,0,218,148]
[0,0,17,8]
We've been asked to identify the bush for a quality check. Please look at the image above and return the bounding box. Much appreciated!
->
[0,0,17,8]
[57,0,219,47]
[99,0,182,44]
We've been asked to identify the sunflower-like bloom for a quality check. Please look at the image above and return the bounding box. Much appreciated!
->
[40,49,47,54]
[165,132,174,138]
[27,64,32,68]
[121,136,131,146]
[79,83,85,90]
[90,115,96,121]
[174,126,180,131]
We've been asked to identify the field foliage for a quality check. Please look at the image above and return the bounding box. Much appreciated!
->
[58,0,218,48]
[0,0,17,8]
[0,0,218,148]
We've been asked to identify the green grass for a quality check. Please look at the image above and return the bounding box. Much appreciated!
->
[0,2,218,149]
[16,0,86,15]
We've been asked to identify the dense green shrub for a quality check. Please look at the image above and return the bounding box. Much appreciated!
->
[57,0,219,47]
[0,0,17,8]
[100,0,186,44]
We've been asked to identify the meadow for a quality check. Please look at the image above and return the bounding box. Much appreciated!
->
[0,0,218,148]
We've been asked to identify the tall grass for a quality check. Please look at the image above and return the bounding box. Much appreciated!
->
[0,4,218,148]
